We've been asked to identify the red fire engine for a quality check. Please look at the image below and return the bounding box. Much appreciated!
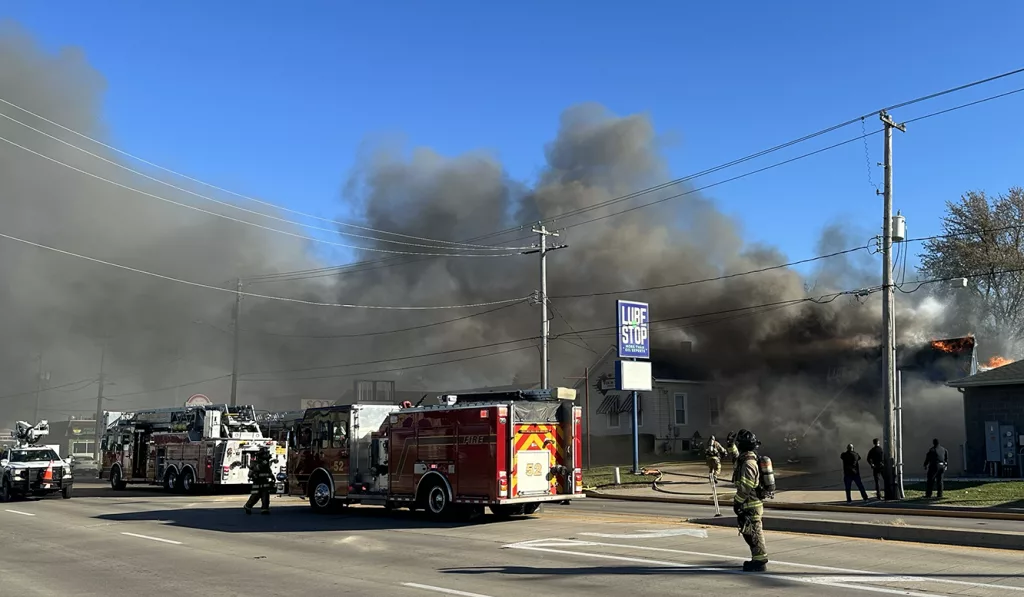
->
[283,387,584,518]
[99,404,287,493]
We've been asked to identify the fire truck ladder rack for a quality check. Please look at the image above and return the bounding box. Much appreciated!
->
[427,387,577,408]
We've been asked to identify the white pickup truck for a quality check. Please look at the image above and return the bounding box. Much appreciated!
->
[0,445,74,501]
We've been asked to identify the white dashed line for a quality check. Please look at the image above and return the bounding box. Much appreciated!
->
[4,509,35,516]
[401,582,494,597]
[120,532,182,545]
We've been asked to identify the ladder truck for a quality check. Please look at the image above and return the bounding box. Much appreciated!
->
[99,404,287,493]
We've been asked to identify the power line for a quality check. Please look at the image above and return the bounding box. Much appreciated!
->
[243,343,540,383]
[242,336,542,378]
[103,374,233,399]
[0,133,522,258]
[0,111,526,252]
[0,229,532,310]
[248,69,1024,284]
[0,377,98,402]
[240,301,527,339]
[479,67,1024,236]
[0,95,514,252]
[551,244,871,299]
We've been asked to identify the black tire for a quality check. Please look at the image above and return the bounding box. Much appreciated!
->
[110,467,127,490]
[308,474,334,514]
[523,503,542,515]
[163,468,178,493]
[423,481,451,519]
[180,468,196,494]
[1,478,11,503]
[62,485,73,500]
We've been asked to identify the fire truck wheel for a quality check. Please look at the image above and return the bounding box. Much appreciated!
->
[423,482,451,518]
[523,503,541,515]
[110,467,127,491]
[180,468,196,494]
[309,475,334,514]
[164,469,179,493]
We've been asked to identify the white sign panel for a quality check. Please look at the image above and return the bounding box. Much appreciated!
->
[615,360,653,391]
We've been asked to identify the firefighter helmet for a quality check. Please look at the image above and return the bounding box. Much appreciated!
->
[735,429,760,452]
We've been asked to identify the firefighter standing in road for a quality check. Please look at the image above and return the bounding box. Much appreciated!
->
[924,438,949,499]
[732,429,770,572]
[704,435,727,480]
[866,438,884,500]
[244,447,276,515]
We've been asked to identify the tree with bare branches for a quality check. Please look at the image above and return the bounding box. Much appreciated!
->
[918,187,1024,353]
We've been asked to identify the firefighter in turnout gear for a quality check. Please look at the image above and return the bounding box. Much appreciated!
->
[244,447,275,515]
[732,429,771,572]
[705,435,727,480]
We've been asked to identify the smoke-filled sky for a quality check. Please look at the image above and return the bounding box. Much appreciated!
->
[0,23,989,451]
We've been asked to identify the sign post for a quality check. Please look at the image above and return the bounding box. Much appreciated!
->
[616,300,650,475]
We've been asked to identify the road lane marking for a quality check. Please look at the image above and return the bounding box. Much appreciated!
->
[401,582,494,597]
[4,509,35,516]
[120,532,182,545]
[580,528,707,539]
[506,538,1024,593]
[506,542,941,597]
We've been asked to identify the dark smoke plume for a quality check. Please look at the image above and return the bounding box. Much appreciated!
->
[0,25,971,461]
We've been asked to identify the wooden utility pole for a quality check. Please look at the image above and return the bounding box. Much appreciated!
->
[564,367,592,470]
[230,278,242,406]
[522,224,567,389]
[880,109,906,500]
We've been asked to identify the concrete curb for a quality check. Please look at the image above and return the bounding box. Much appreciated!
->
[690,515,1024,552]
[584,489,1024,521]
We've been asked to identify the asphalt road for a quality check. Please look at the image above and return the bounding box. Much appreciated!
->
[563,496,1024,533]
[1,483,1021,597]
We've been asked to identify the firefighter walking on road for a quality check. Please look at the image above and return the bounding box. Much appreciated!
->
[705,434,727,481]
[244,446,275,515]
[732,429,772,572]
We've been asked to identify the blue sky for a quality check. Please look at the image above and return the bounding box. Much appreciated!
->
[3,1,1024,277]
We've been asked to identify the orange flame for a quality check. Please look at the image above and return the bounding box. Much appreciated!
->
[985,356,1014,368]
[930,337,974,353]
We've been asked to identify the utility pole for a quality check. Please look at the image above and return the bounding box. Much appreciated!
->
[880,109,905,500]
[93,340,107,463]
[522,224,567,389]
[230,277,242,406]
[563,367,591,470]
[32,354,49,422]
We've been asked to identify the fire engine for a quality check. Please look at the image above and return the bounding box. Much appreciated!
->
[99,404,286,493]
[283,386,584,518]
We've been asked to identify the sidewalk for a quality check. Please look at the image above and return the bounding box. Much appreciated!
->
[587,461,1024,520]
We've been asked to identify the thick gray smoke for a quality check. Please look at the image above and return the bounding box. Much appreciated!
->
[0,25,973,457]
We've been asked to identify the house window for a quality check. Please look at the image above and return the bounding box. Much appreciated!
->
[608,410,620,429]
[674,393,688,426]
[708,395,721,426]
[71,441,95,455]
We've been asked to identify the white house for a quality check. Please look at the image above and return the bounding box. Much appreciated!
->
[571,345,725,464]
